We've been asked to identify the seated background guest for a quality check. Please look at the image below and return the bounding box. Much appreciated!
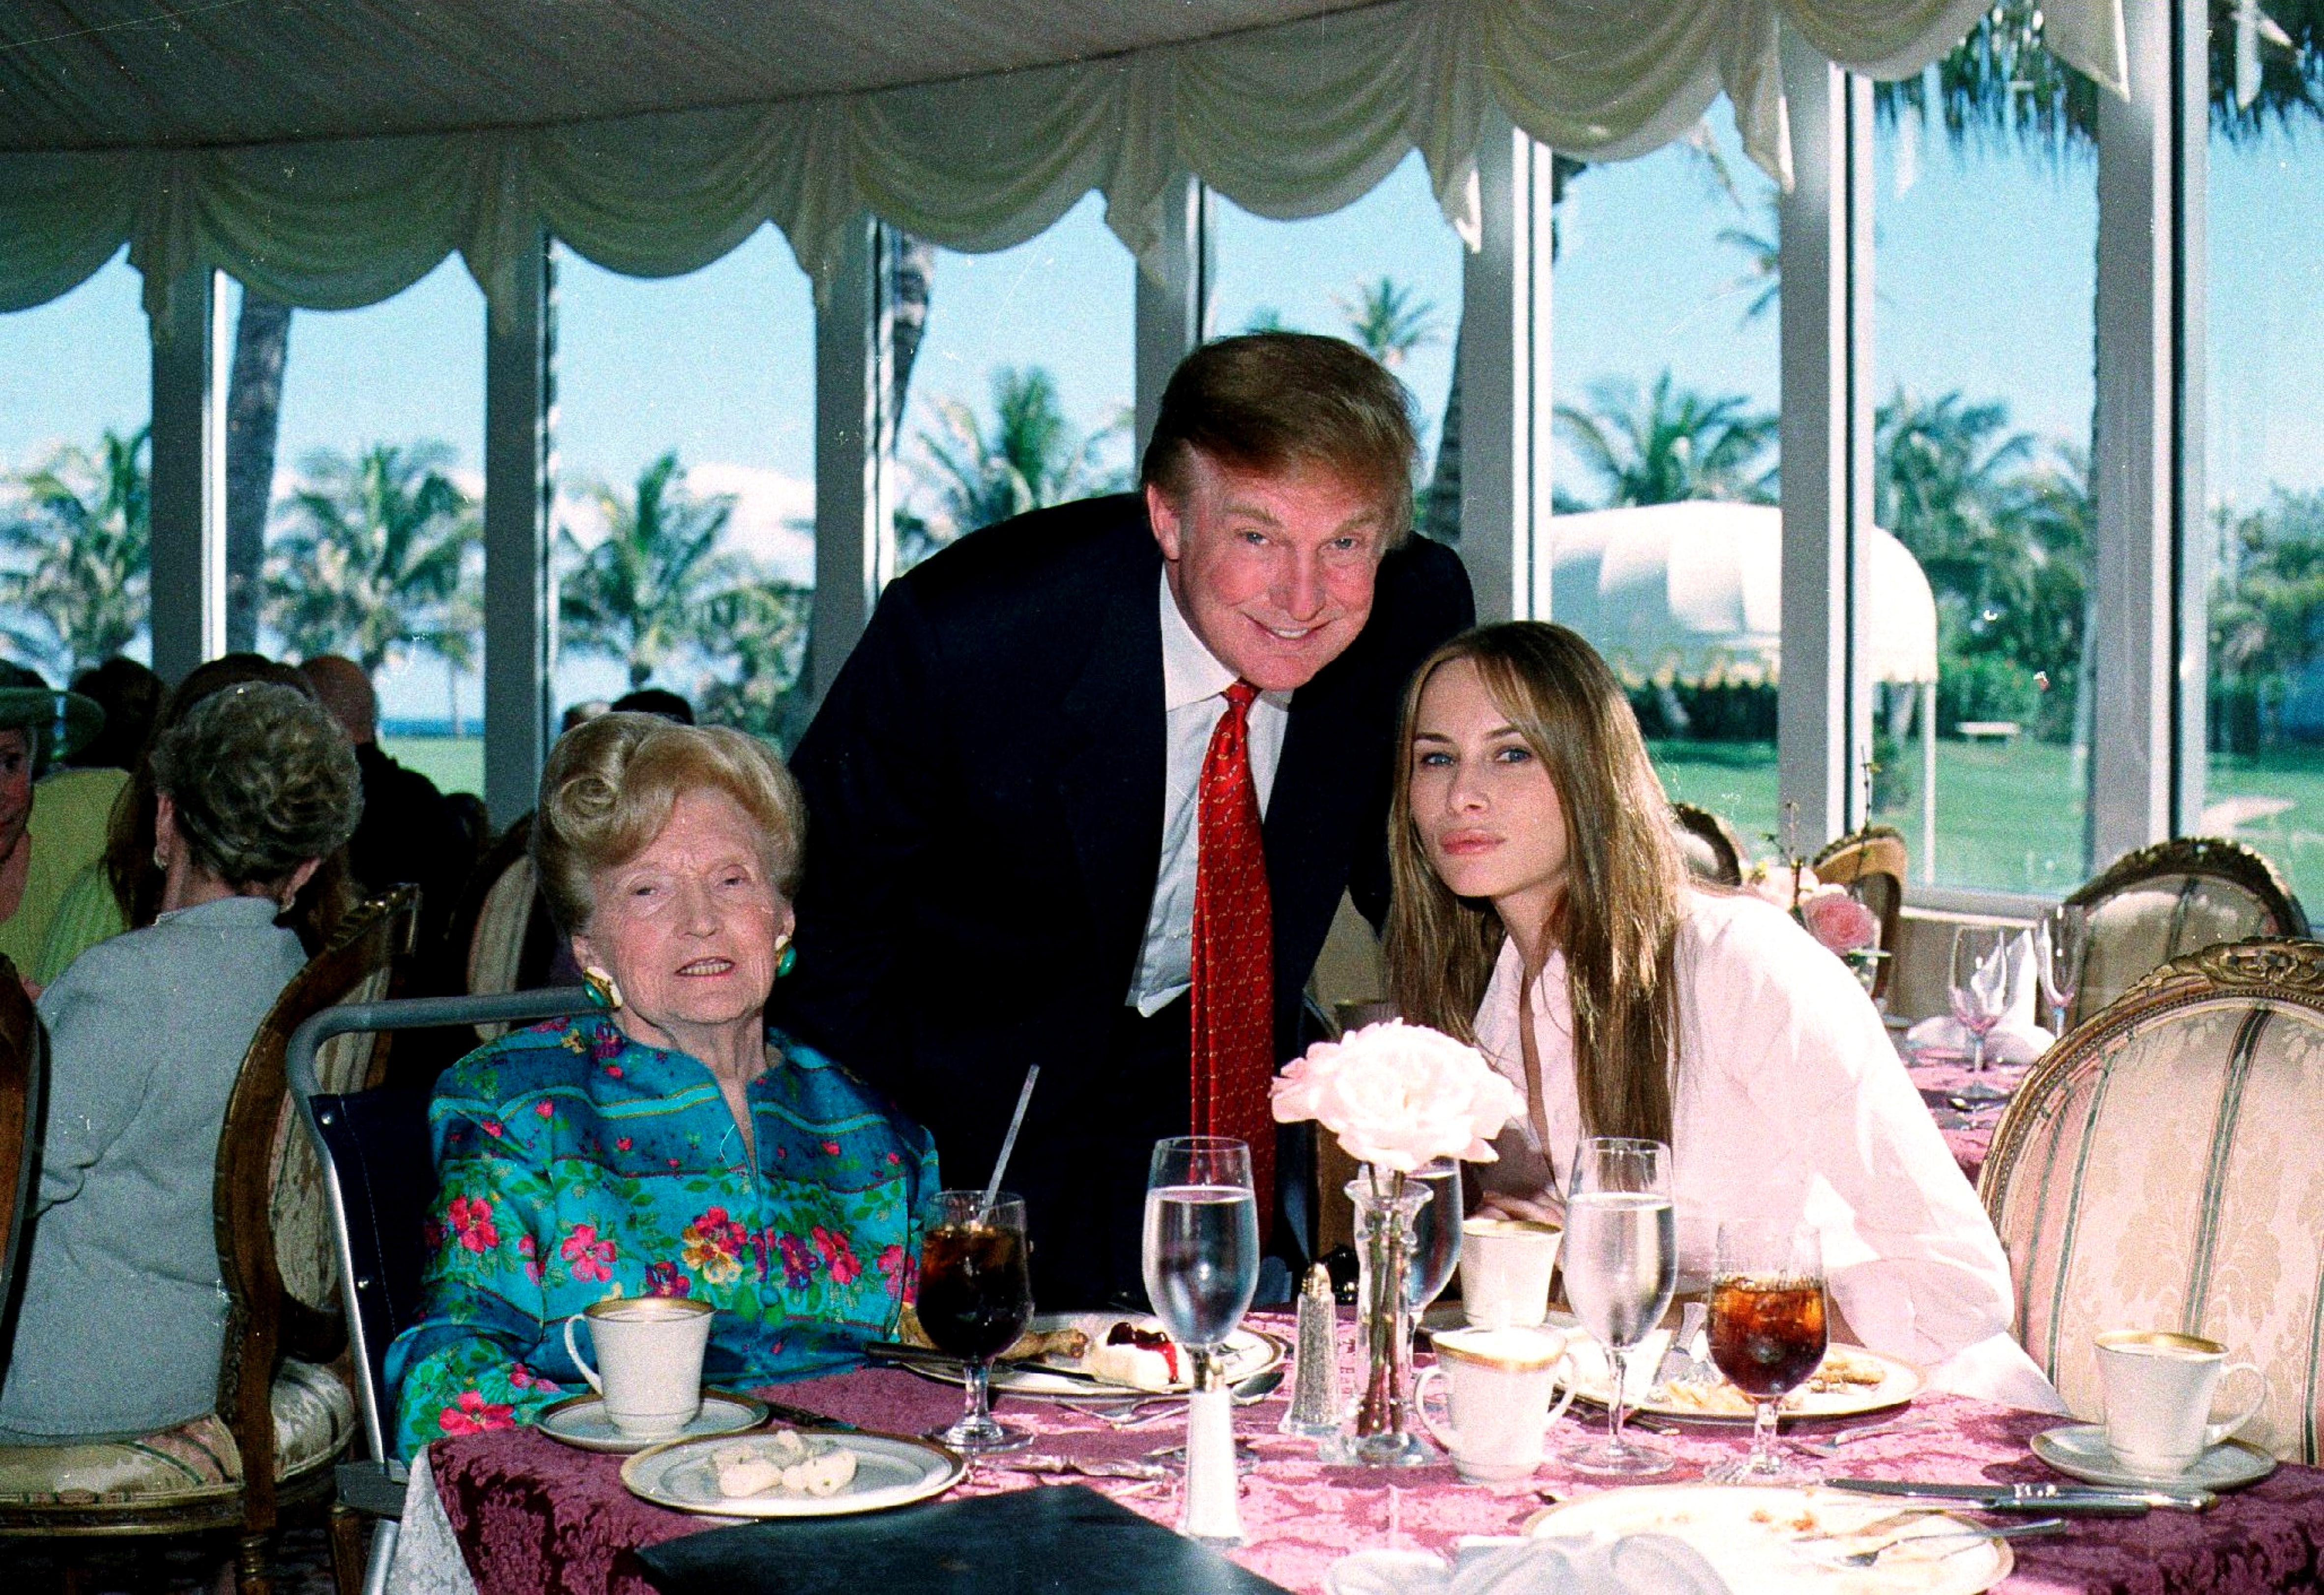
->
[60,656,162,774]
[34,654,354,986]
[610,686,694,725]
[0,662,108,978]
[385,713,937,1457]
[1385,622,2062,1411]
[0,682,362,1440]
[298,652,473,947]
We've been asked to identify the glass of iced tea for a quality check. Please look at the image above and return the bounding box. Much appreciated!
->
[1703,1220,1827,1484]
[917,1190,1034,1453]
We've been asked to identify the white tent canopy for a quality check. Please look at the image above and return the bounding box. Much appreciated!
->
[1550,502,1939,686]
[0,0,2126,316]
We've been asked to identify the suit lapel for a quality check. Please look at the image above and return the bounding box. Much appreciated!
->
[1057,559,1167,988]
[1266,661,1366,980]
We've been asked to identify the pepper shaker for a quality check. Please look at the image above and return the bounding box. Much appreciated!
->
[1280,1261,1342,1438]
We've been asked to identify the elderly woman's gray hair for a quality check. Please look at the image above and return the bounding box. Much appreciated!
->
[148,682,363,891]
[534,712,805,936]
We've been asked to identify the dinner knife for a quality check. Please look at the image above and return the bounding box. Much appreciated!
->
[1827,1477,2217,1513]
[863,1341,1121,1387]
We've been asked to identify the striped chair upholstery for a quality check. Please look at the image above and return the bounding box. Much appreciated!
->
[1980,939,2324,1463]
[2064,837,2307,1027]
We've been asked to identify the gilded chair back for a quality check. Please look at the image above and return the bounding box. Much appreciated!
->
[1810,825,1906,999]
[0,887,414,1591]
[2064,837,2307,1027]
[1671,802,1748,888]
[454,815,563,1039]
[1979,939,2324,1464]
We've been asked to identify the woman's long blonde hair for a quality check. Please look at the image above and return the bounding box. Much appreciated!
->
[1384,623,1689,1144]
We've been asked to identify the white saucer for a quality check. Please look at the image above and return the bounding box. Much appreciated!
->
[2032,1423,2276,1491]
[538,1390,768,1453]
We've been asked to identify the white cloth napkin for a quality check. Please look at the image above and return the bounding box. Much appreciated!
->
[1906,929,2054,1065]
[1325,1535,1734,1595]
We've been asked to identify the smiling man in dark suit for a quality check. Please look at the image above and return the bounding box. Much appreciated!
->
[779,333,1474,1307]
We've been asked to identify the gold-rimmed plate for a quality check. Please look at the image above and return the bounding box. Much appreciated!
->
[896,1313,1286,1399]
[1528,1485,2011,1594]
[1551,1315,1922,1423]
[620,1428,964,1518]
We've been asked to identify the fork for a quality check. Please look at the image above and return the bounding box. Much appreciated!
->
[1832,1517,2066,1567]
[1787,1413,1940,1457]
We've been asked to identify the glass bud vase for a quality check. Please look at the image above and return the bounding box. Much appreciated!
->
[1321,1169,1433,1466]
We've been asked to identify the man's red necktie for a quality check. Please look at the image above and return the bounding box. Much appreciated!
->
[1190,680,1275,1238]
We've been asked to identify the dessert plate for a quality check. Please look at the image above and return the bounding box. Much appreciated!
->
[622,1429,964,1517]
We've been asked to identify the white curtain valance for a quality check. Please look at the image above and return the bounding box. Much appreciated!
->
[0,0,2125,322]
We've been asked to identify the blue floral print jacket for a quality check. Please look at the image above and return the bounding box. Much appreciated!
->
[384,1014,938,1458]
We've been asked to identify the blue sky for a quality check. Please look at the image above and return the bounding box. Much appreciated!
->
[2,99,2319,719]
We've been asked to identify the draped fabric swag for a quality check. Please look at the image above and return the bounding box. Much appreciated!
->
[0,0,2125,320]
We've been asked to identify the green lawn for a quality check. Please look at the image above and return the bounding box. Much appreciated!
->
[382,730,2324,909]
[1654,736,2324,906]
[379,735,483,800]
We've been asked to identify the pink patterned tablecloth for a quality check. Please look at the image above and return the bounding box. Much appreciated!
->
[431,1325,2324,1595]
[1903,1049,2033,1184]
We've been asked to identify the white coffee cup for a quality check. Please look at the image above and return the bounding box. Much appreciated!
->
[1416,1326,1577,1482]
[1458,1217,1562,1330]
[562,1295,714,1438]
[2094,1329,2269,1477]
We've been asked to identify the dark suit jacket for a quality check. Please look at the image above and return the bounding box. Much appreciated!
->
[777,493,1473,1300]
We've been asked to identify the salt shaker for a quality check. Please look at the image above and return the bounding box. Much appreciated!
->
[1280,1261,1342,1438]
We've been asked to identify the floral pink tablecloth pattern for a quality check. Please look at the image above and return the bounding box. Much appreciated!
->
[428,1330,2324,1595]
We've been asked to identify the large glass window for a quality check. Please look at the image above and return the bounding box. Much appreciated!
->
[1207,151,1461,509]
[247,261,486,793]
[892,195,1134,571]
[553,231,815,745]
[2203,4,2324,908]
[1866,21,2097,894]
[1546,107,1782,857]
[0,253,153,679]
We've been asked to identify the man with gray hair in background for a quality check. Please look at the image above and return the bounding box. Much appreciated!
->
[298,653,475,940]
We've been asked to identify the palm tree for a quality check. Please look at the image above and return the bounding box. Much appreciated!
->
[1553,373,1777,509]
[1333,276,1443,369]
[225,294,293,653]
[904,366,1130,566]
[559,452,742,689]
[265,441,478,675]
[2212,489,2324,745]
[694,581,813,742]
[1714,197,1781,327]
[0,426,151,677]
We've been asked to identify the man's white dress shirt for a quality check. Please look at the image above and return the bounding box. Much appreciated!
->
[1472,888,2065,1412]
[1126,573,1289,1016]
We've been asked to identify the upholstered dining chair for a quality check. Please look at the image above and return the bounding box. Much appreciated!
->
[2062,836,2308,1028]
[1809,825,1907,1000]
[446,815,564,1041]
[0,957,42,1363]
[1671,801,1748,888]
[1979,938,2324,1465]
[0,887,417,1594]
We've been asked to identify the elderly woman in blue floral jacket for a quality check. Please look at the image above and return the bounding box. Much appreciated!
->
[385,715,939,1458]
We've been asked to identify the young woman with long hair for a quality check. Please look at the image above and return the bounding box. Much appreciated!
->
[1385,622,2058,1409]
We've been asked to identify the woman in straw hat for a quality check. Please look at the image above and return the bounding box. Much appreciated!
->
[0,661,106,978]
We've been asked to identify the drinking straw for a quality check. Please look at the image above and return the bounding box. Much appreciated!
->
[979,1063,1040,1223]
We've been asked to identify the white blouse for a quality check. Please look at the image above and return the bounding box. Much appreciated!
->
[1473,889,2064,1413]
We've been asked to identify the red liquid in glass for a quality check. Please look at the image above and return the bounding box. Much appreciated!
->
[1708,1278,1827,1398]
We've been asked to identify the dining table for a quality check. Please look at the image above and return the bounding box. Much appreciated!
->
[386,1312,2324,1595]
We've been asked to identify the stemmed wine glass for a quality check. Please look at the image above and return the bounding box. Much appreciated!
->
[1948,925,2013,1073]
[1559,1137,1678,1477]
[1144,1136,1261,1546]
[2034,903,2088,1037]
[1405,1157,1463,1322]
[916,1190,1034,1454]
[1703,1220,1828,1485]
